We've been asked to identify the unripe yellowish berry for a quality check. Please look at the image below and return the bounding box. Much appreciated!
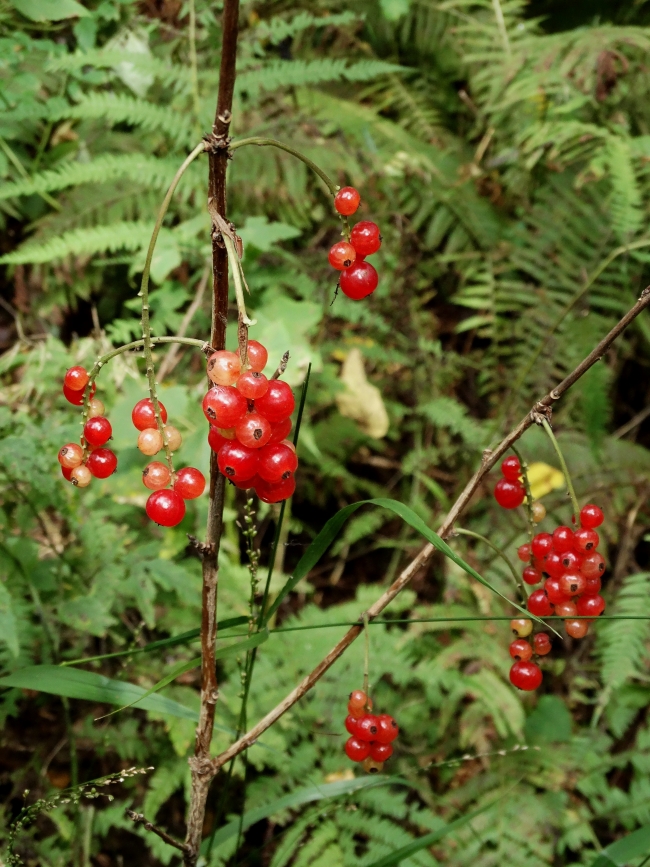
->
[58,443,83,468]
[88,398,105,418]
[531,501,546,523]
[163,425,182,451]
[138,428,163,456]
[361,758,384,774]
[510,618,533,638]
[71,465,92,487]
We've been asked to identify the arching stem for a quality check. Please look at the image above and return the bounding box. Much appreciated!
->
[222,233,254,366]
[540,418,580,524]
[454,527,526,605]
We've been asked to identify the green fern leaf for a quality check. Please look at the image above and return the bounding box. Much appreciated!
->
[254,11,361,44]
[0,221,156,265]
[598,572,650,689]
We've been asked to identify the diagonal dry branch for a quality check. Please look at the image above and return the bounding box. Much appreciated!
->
[206,286,650,776]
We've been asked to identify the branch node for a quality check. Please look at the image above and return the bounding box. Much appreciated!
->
[203,132,232,153]
[531,403,553,425]
[187,535,216,560]
[125,809,188,853]
[188,756,215,776]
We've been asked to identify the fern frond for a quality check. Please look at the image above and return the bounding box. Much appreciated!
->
[46,50,192,92]
[0,221,156,265]
[253,11,361,45]
[598,572,650,690]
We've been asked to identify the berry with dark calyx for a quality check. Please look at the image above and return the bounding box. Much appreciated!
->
[334,186,360,216]
[527,589,554,616]
[207,350,241,386]
[218,441,259,482]
[236,370,269,400]
[523,566,542,586]
[356,714,379,741]
[583,574,602,595]
[255,474,296,504]
[580,504,604,529]
[208,427,229,453]
[554,600,577,618]
[58,443,83,469]
[517,543,531,563]
[132,398,167,431]
[494,478,525,509]
[511,618,533,638]
[257,442,298,483]
[362,757,384,774]
[64,366,89,391]
[509,639,533,661]
[559,571,586,597]
[83,417,112,447]
[531,501,547,523]
[345,715,359,735]
[246,340,268,373]
[63,382,95,405]
[345,737,370,762]
[236,412,272,449]
[255,380,295,424]
[552,526,574,553]
[340,260,378,299]
[86,448,117,478]
[545,552,564,579]
[375,714,398,743]
[560,550,581,572]
[544,576,571,604]
[328,241,357,270]
[203,386,248,428]
[532,533,553,559]
[143,462,171,491]
[71,465,92,487]
[573,528,599,553]
[138,428,163,456]
[88,398,105,418]
[501,455,521,481]
[370,742,393,762]
[173,467,206,499]
[351,220,381,256]
[146,489,186,527]
[581,552,606,579]
[348,690,369,710]
[61,465,73,481]
[565,619,589,639]
[268,417,293,444]
[576,594,606,618]
[533,633,552,655]
[510,660,543,691]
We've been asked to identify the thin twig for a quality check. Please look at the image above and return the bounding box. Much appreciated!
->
[126,810,188,853]
[271,351,290,380]
[613,404,650,439]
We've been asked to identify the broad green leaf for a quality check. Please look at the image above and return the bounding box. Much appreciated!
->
[0,583,19,657]
[11,0,90,20]
[238,216,301,252]
[591,825,650,867]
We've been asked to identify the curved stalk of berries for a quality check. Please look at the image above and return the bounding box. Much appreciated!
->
[230,137,338,195]
[454,528,527,606]
[222,233,254,367]
[510,444,535,559]
[540,418,580,523]
[362,611,370,706]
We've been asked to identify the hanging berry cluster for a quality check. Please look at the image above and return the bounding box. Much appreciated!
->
[493,455,606,691]
[328,187,381,301]
[343,690,399,774]
[203,340,298,503]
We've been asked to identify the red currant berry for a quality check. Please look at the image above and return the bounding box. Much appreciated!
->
[545,552,564,579]
[254,380,295,424]
[517,543,531,562]
[580,504,604,529]
[494,478,525,509]
[345,715,359,735]
[544,576,571,604]
[350,221,381,256]
[83,416,112,447]
[328,241,357,270]
[509,639,533,661]
[88,398,105,418]
[257,442,298,483]
[202,386,248,428]
[523,566,542,586]
[173,467,205,499]
[246,340,268,373]
[511,618,533,637]
[348,690,369,710]
[356,714,379,741]
[255,474,296,504]
[86,448,117,478]
[509,660,543,691]
[71,465,92,487]
[217,442,259,482]
[339,260,378,299]
[560,550,582,572]
[132,398,168,431]
[138,428,163,456]
[268,417,293,444]
[233,475,259,490]
[555,600,577,618]
[345,736,370,762]
[64,366,89,391]
[58,443,83,469]
[145,489,186,527]
[236,370,269,400]
[207,350,241,386]
[531,533,553,559]
[334,186,360,216]
[63,382,95,405]
[576,594,605,618]
[370,742,393,762]
[565,619,589,639]
[61,465,73,481]
[533,633,552,655]
[552,526,574,553]
[235,412,272,449]
[208,427,229,453]
[573,528,599,553]
[362,757,384,774]
[501,455,521,481]
[581,552,606,579]
[143,462,171,491]
[527,589,554,616]
[583,574,602,595]
[532,501,546,523]
[375,714,399,744]
[559,571,586,597]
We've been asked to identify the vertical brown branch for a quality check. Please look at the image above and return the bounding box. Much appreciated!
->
[184,1,240,862]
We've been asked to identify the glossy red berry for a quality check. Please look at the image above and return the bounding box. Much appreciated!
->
[510,660,543,691]
[527,589,554,616]
[246,340,268,373]
[501,455,521,481]
[559,571,586,597]
[573,528,599,553]
[143,462,171,491]
[533,633,552,656]
[576,594,605,618]
[208,427,229,453]
[517,543,531,562]
[511,618,533,638]
[328,241,357,270]
[375,714,399,744]
[552,526,574,553]
[580,504,604,529]
[348,690,369,710]
[581,552,606,579]
[233,475,258,490]
[555,600,577,618]
[83,416,112,447]
[334,186,360,216]
[217,441,259,482]
[340,260,378,299]
[345,715,359,735]
[58,443,83,469]
[531,533,553,559]
[370,742,393,762]
[494,478,525,509]
[523,566,541,586]
[86,448,117,478]
[350,221,381,256]
[146,489,186,527]
[132,398,168,431]
[173,467,205,499]
[345,736,370,762]
[236,370,269,400]
[560,550,581,572]
[235,412,272,449]
[61,465,73,481]
[565,619,589,639]
[268,417,293,444]
[202,386,248,428]
[63,382,95,405]
[544,576,571,605]
[255,380,295,424]
[71,465,92,487]
[257,442,298,483]
[356,714,379,741]
[583,574,602,595]
[545,552,564,579]
[255,474,296,504]
[207,350,241,386]
[509,639,533,661]
[64,366,89,391]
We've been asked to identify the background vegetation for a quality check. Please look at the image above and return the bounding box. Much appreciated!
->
[1,0,650,864]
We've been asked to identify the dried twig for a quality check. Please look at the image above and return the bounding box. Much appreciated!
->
[271,351,290,380]
[126,810,188,853]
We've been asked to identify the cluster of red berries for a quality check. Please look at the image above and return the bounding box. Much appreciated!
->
[343,690,398,774]
[58,366,117,487]
[494,456,526,509]
[203,340,298,503]
[328,187,381,301]
[132,398,205,527]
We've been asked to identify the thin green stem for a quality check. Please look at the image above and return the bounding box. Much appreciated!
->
[230,137,338,196]
[223,233,254,366]
[540,418,580,523]
[510,444,535,556]
[362,612,370,699]
[454,527,526,604]
[188,0,201,127]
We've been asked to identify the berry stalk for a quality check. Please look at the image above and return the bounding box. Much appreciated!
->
[540,418,580,523]
[510,444,535,554]
[454,527,527,605]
